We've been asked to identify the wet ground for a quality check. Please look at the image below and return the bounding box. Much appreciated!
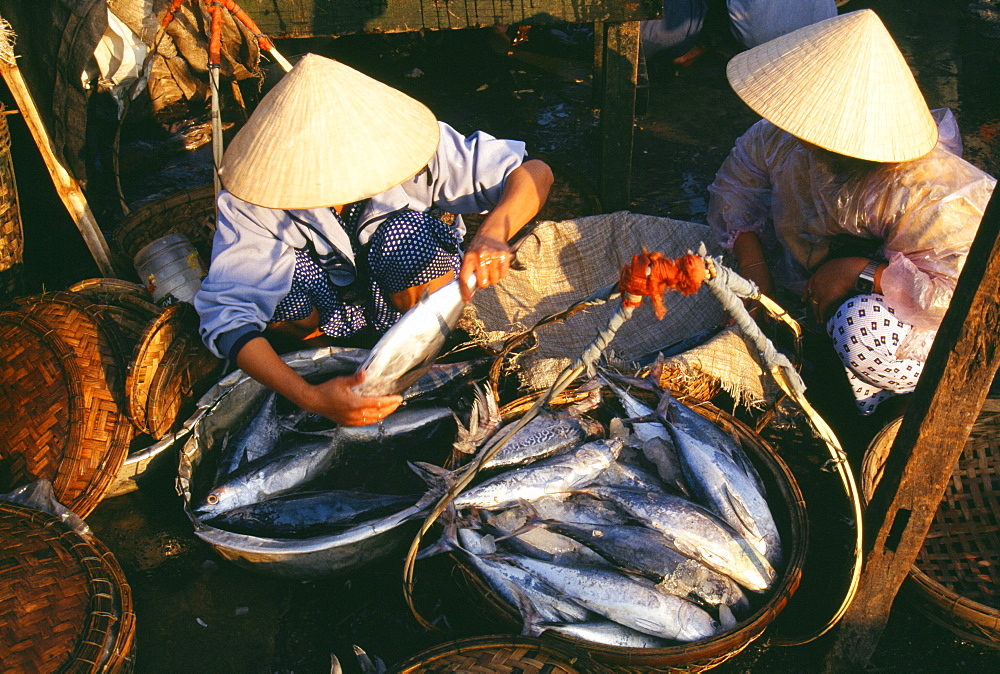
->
[4,0,999,671]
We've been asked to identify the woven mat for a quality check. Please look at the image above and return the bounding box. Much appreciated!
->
[463,212,728,391]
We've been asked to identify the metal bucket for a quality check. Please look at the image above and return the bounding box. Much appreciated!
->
[133,233,206,305]
[177,347,438,578]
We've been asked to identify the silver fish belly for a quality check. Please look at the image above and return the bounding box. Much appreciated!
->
[480,411,605,470]
[353,278,471,397]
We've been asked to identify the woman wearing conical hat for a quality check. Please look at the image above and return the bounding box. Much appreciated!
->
[195,54,553,426]
[708,9,996,415]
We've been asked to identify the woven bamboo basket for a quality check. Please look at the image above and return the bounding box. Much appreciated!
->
[143,328,223,439]
[448,391,808,671]
[0,501,136,672]
[68,279,162,364]
[863,402,1000,649]
[390,635,609,673]
[125,302,203,435]
[0,103,23,302]
[113,184,216,277]
[2,293,135,517]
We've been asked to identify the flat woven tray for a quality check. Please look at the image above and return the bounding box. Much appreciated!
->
[0,501,136,672]
[144,328,223,439]
[864,400,1000,648]
[390,635,608,673]
[0,312,85,496]
[5,293,135,517]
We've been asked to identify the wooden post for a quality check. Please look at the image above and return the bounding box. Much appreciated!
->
[823,187,1000,669]
[598,21,639,212]
[0,62,117,277]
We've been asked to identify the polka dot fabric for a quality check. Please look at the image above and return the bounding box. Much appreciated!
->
[271,209,461,338]
[827,294,924,415]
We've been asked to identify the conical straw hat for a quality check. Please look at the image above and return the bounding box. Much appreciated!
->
[726,9,938,162]
[219,53,440,208]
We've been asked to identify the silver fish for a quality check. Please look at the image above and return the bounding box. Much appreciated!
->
[202,489,420,538]
[537,620,672,649]
[658,392,767,497]
[506,555,719,643]
[582,485,776,593]
[596,461,665,493]
[445,438,623,510]
[668,423,782,568]
[483,506,613,569]
[457,528,590,628]
[539,519,750,615]
[196,406,452,518]
[480,409,605,470]
[213,391,281,485]
[353,277,474,397]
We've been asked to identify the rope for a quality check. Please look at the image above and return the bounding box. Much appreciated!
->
[704,255,864,646]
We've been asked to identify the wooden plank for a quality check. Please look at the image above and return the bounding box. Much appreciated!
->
[0,63,117,277]
[597,21,638,212]
[823,185,1000,668]
[239,0,662,37]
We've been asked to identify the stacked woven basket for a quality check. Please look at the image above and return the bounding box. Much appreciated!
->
[0,281,222,516]
[863,401,1000,649]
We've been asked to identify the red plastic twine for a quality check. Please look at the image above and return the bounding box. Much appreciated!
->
[160,1,277,57]
[618,250,706,320]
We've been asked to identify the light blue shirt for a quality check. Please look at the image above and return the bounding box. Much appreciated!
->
[195,122,525,359]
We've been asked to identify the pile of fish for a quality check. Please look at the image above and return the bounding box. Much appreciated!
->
[192,361,482,539]
[418,373,783,649]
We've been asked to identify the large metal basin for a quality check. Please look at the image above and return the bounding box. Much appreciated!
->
[177,347,429,578]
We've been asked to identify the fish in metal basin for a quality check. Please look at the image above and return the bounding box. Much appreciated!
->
[456,528,591,629]
[538,519,750,616]
[201,489,421,538]
[353,276,474,397]
[504,555,720,643]
[415,438,623,511]
[196,406,452,518]
[213,390,282,485]
[582,485,776,593]
[536,620,672,649]
[668,423,783,568]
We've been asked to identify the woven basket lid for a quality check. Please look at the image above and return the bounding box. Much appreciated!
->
[219,53,440,209]
[112,184,217,269]
[391,635,608,673]
[0,501,135,672]
[4,293,134,517]
[67,277,152,302]
[0,312,85,495]
[726,8,938,162]
[144,329,223,440]
[125,302,201,435]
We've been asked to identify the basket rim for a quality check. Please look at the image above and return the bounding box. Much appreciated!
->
[0,502,135,671]
[390,633,609,672]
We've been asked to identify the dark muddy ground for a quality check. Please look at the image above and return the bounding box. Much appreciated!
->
[4,0,999,671]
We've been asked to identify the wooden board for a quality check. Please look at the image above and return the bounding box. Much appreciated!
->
[239,0,661,37]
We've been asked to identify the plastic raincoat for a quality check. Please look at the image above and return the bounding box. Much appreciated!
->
[708,109,996,359]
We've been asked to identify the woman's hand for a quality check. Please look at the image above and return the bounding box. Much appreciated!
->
[235,337,402,426]
[303,369,402,427]
[460,235,512,299]
[804,256,873,322]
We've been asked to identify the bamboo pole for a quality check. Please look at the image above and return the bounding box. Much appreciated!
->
[0,61,117,277]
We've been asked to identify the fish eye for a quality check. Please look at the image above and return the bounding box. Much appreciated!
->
[206,493,219,505]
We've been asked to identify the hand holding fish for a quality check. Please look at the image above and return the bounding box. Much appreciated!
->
[461,234,511,300]
[235,336,401,426]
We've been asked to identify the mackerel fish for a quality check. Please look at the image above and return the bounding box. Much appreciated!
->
[582,484,776,592]
[482,506,614,568]
[506,555,719,643]
[479,409,605,471]
[214,390,281,485]
[537,620,671,648]
[196,406,452,518]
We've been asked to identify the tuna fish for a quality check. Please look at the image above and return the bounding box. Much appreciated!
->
[196,406,452,518]
[422,438,623,511]
[536,620,672,648]
[581,485,776,593]
[667,423,783,568]
[202,489,420,538]
[213,391,281,485]
[353,277,474,397]
[479,409,605,471]
[505,555,720,643]
[538,519,750,615]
